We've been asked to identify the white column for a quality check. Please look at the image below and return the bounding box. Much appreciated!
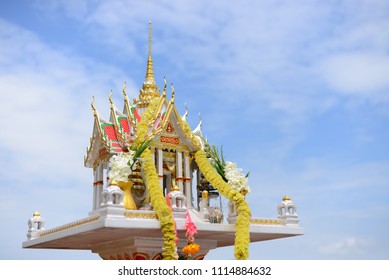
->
[95,163,104,209]
[196,167,202,209]
[183,151,192,208]
[176,149,183,192]
[157,147,163,188]
[93,167,97,211]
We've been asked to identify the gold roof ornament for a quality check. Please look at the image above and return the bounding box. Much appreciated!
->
[91,96,97,116]
[122,82,130,104]
[33,211,40,217]
[137,21,160,105]
[170,83,175,103]
[108,90,114,109]
[283,195,291,201]
[162,77,167,97]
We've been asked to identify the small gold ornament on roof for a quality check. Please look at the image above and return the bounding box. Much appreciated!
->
[283,195,291,201]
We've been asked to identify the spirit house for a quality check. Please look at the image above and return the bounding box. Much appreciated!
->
[23,23,303,260]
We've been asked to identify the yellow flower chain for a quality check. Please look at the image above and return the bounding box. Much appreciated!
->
[195,150,251,260]
[134,99,159,148]
[177,117,201,149]
[133,97,251,259]
[134,99,177,260]
[142,149,177,259]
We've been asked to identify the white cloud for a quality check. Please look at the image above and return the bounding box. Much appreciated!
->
[0,19,136,186]
[0,18,139,259]
[28,0,389,126]
[319,52,389,97]
[319,237,373,256]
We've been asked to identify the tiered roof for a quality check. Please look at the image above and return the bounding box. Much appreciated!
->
[84,23,202,169]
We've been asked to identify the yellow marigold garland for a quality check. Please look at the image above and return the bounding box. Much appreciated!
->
[177,118,201,148]
[133,99,159,148]
[134,99,177,260]
[195,149,251,260]
[142,148,177,259]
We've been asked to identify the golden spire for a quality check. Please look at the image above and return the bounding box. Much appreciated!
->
[138,21,160,105]
[145,21,155,84]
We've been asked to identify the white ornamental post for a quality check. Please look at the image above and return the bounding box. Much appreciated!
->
[277,195,299,226]
[27,211,45,240]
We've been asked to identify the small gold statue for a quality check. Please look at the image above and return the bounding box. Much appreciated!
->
[201,190,209,201]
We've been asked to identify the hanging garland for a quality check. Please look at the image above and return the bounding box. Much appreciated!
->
[135,98,177,260]
[195,149,251,260]
[142,148,177,260]
[127,96,250,260]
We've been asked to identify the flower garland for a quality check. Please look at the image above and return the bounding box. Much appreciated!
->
[134,98,177,260]
[178,118,201,149]
[133,99,159,148]
[195,150,251,260]
[142,148,177,260]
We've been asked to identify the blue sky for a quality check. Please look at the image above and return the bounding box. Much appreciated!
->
[0,0,388,260]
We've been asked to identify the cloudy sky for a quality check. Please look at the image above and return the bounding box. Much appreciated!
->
[1,0,388,260]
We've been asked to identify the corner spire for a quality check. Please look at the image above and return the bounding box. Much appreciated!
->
[137,21,160,105]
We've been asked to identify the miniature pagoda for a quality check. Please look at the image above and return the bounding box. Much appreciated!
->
[23,23,303,260]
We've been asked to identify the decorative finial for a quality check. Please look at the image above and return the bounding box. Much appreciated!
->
[108,90,114,108]
[283,195,291,201]
[91,96,97,116]
[122,82,127,97]
[192,112,203,138]
[171,83,175,97]
[33,211,40,217]
[162,76,167,97]
[182,103,189,121]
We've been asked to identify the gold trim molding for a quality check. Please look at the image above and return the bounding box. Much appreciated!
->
[39,216,100,237]
[124,212,158,219]
[250,218,283,225]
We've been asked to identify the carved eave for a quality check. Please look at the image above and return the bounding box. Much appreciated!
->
[109,94,133,146]
[147,92,169,136]
[84,114,108,168]
[122,83,139,130]
[149,95,201,152]
[84,104,126,168]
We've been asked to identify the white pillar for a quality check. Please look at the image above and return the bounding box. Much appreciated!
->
[183,151,192,208]
[176,149,183,192]
[93,167,97,211]
[95,163,104,209]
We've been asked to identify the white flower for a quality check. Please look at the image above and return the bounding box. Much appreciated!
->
[108,151,136,182]
[224,161,250,193]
